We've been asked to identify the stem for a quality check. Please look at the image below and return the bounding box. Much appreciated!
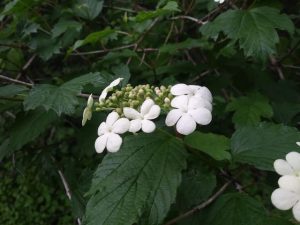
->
[164,181,231,225]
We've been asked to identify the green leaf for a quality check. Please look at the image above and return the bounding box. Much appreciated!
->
[185,131,231,161]
[6,109,57,154]
[73,0,104,20]
[134,1,180,22]
[200,7,294,60]
[29,35,61,61]
[177,163,216,210]
[51,19,82,38]
[205,193,266,225]
[226,92,273,127]
[85,131,187,225]
[0,84,28,97]
[23,72,105,115]
[70,28,115,52]
[231,122,300,170]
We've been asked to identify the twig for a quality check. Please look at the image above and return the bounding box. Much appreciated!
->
[70,44,158,56]
[0,74,99,99]
[269,56,285,80]
[279,40,300,63]
[164,181,232,225]
[171,15,206,24]
[51,156,82,225]
[16,54,37,80]
[0,74,33,87]
[127,17,160,65]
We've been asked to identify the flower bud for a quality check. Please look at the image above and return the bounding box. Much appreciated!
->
[164,97,170,103]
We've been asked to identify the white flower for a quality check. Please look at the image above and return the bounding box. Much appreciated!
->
[171,83,213,103]
[214,0,225,3]
[274,152,300,177]
[123,99,160,133]
[297,142,300,147]
[99,78,123,102]
[271,175,300,222]
[95,112,129,153]
[82,94,93,126]
[165,95,212,135]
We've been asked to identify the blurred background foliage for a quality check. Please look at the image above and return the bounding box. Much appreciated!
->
[0,0,300,224]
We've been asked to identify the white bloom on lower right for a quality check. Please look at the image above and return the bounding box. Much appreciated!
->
[271,175,300,222]
[165,95,212,135]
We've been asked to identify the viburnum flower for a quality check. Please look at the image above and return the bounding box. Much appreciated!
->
[95,112,129,153]
[171,83,213,103]
[165,95,212,135]
[271,175,300,222]
[82,94,93,126]
[273,152,300,177]
[123,99,161,133]
[99,77,123,102]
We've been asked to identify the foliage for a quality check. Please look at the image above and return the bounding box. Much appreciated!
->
[0,0,300,224]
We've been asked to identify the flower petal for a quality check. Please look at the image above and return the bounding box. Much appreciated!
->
[189,85,201,92]
[271,188,299,210]
[171,95,188,110]
[286,152,300,172]
[106,112,119,127]
[82,108,92,126]
[144,105,161,120]
[99,88,108,101]
[297,142,300,147]
[176,114,196,135]
[171,84,191,95]
[87,94,93,108]
[112,118,130,134]
[141,99,154,115]
[274,159,294,176]
[278,175,300,193]
[194,86,213,103]
[108,77,123,88]
[189,108,212,125]
[165,109,183,126]
[293,201,300,222]
[95,134,108,153]
[97,122,107,135]
[142,120,156,133]
[129,119,142,133]
[106,133,122,153]
[123,107,141,120]
[189,96,212,111]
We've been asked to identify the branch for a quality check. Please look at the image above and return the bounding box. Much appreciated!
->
[0,74,33,87]
[164,181,232,225]
[171,15,206,24]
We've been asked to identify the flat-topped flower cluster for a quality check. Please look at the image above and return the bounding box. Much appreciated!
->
[271,144,300,222]
[82,78,213,153]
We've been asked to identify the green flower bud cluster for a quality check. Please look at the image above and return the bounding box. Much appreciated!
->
[153,85,173,111]
[94,84,173,115]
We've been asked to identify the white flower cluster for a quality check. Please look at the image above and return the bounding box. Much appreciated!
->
[82,79,213,153]
[166,84,212,135]
[271,146,300,222]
